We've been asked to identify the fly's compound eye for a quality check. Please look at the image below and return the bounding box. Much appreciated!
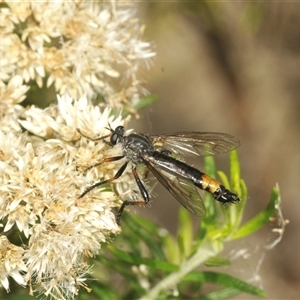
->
[110,132,119,145]
[110,126,124,145]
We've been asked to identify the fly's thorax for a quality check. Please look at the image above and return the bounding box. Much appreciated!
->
[122,133,154,164]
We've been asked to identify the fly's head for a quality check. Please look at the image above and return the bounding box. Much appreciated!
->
[108,125,125,146]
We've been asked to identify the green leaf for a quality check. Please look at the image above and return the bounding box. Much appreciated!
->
[163,234,181,265]
[108,246,179,272]
[177,207,194,259]
[199,287,247,300]
[203,155,218,220]
[204,155,217,179]
[229,150,241,196]
[111,95,158,117]
[121,214,166,260]
[232,186,280,239]
[80,282,120,300]
[134,94,158,111]
[204,256,231,267]
[218,170,230,190]
[184,271,265,297]
[217,150,248,231]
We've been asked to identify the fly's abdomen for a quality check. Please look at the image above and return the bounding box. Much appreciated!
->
[195,173,240,204]
[145,152,240,205]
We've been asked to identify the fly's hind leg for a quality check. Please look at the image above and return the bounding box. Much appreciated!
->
[116,166,150,225]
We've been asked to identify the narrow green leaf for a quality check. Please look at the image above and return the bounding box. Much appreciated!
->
[231,178,248,229]
[5,295,35,300]
[199,287,246,300]
[177,207,194,259]
[232,186,280,239]
[203,155,217,219]
[217,151,247,231]
[218,170,230,190]
[204,256,231,267]
[240,179,248,201]
[229,150,241,196]
[134,94,158,111]
[204,155,217,178]
[122,214,166,260]
[163,234,180,265]
[184,271,265,297]
[110,95,158,117]
[95,258,144,294]
[96,254,135,276]
[83,283,120,300]
[108,246,179,272]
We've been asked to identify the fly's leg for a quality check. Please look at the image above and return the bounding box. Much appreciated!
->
[116,166,150,225]
[79,156,127,198]
[132,166,149,201]
[85,156,124,171]
[77,129,112,143]
[77,123,118,146]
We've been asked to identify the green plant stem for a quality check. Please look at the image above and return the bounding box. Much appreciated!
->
[140,238,222,299]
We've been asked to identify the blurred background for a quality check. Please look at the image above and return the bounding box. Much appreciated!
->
[128,2,300,299]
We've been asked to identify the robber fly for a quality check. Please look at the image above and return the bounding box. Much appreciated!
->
[79,125,240,225]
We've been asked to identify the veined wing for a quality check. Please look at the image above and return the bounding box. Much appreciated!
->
[145,161,206,217]
[151,132,240,156]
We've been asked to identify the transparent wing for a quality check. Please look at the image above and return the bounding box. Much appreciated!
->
[151,132,240,156]
[146,161,206,217]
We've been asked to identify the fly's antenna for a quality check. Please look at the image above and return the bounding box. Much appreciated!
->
[105,122,111,132]
[77,128,111,142]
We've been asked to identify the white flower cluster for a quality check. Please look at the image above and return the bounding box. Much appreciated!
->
[0,0,155,110]
[0,1,154,297]
[0,94,131,298]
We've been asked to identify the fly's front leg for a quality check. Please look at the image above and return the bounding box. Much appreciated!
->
[77,129,111,142]
[116,166,149,225]
[85,156,124,171]
[79,156,127,198]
